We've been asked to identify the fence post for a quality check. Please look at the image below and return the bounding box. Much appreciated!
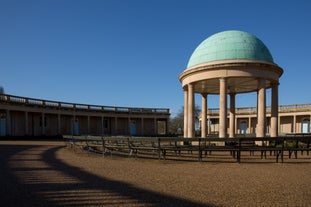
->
[237,138,241,163]
[158,138,161,160]
[281,137,285,163]
[102,137,105,157]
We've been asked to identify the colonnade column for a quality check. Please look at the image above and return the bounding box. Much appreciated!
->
[141,118,144,136]
[270,83,279,137]
[114,117,118,135]
[257,79,266,137]
[154,118,157,135]
[25,111,28,136]
[207,116,211,135]
[229,93,236,138]
[41,113,45,135]
[187,83,195,138]
[248,117,252,134]
[87,116,90,135]
[293,115,296,133]
[201,93,207,138]
[219,78,227,138]
[57,114,61,135]
[183,89,188,137]
[6,110,11,136]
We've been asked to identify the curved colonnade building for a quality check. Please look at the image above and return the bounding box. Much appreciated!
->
[0,94,170,137]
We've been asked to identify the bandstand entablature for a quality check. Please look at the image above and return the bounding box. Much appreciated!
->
[179,59,283,94]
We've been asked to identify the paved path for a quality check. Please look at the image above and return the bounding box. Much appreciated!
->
[0,141,212,207]
[1,140,311,207]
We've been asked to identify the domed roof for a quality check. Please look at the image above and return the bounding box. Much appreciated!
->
[187,30,274,68]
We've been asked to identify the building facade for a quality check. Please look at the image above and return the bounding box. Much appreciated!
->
[201,103,311,136]
[0,94,170,137]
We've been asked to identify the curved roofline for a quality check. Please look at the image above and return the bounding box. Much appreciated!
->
[186,30,274,68]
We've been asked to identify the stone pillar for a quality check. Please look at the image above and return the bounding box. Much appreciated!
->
[154,118,157,135]
[183,88,188,137]
[207,116,211,135]
[25,111,29,136]
[114,117,118,135]
[41,113,45,135]
[201,93,207,138]
[229,93,236,138]
[141,118,144,136]
[270,83,279,137]
[101,116,104,136]
[293,115,296,133]
[187,83,195,138]
[219,78,227,138]
[248,116,252,134]
[87,116,90,135]
[256,79,266,137]
[6,110,11,136]
[57,114,61,135]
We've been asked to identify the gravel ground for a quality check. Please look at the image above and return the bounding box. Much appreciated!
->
[0,140,310,207]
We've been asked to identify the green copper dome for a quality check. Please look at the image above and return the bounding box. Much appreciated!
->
[187,30,274,68]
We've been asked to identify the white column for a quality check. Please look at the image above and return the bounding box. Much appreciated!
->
[201,93,207,138]
[219,78,227,138]
[183,88,188,137]
[229,93,236,138]
[187,83,195,138]
[248,116,252,134]
[256,79,266,137]
[270,83,279,137]
[207,116,211,135]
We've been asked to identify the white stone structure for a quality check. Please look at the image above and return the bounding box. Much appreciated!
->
[179,30,283,138]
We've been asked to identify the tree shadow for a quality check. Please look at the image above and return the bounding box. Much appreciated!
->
[0,143,216,207]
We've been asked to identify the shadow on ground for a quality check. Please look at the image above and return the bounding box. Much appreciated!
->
[0,142,216,207]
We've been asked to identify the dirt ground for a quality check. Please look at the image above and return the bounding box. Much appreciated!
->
[0,140,310,207]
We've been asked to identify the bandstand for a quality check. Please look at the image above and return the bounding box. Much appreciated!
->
[179,30,283,138]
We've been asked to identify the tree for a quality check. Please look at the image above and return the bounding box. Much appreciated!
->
[169,105,201,136]
[0,86,4,94]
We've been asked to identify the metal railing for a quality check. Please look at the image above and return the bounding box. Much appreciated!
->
[64,135,311,163]
[0,94,170,114]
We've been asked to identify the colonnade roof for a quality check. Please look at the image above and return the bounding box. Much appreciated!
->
[187,30,274,68]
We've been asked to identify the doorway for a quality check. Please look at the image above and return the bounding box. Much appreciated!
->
[302,119,310,133]
[240,121,247,135]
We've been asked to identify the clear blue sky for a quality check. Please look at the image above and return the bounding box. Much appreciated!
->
[0,0,310,117]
